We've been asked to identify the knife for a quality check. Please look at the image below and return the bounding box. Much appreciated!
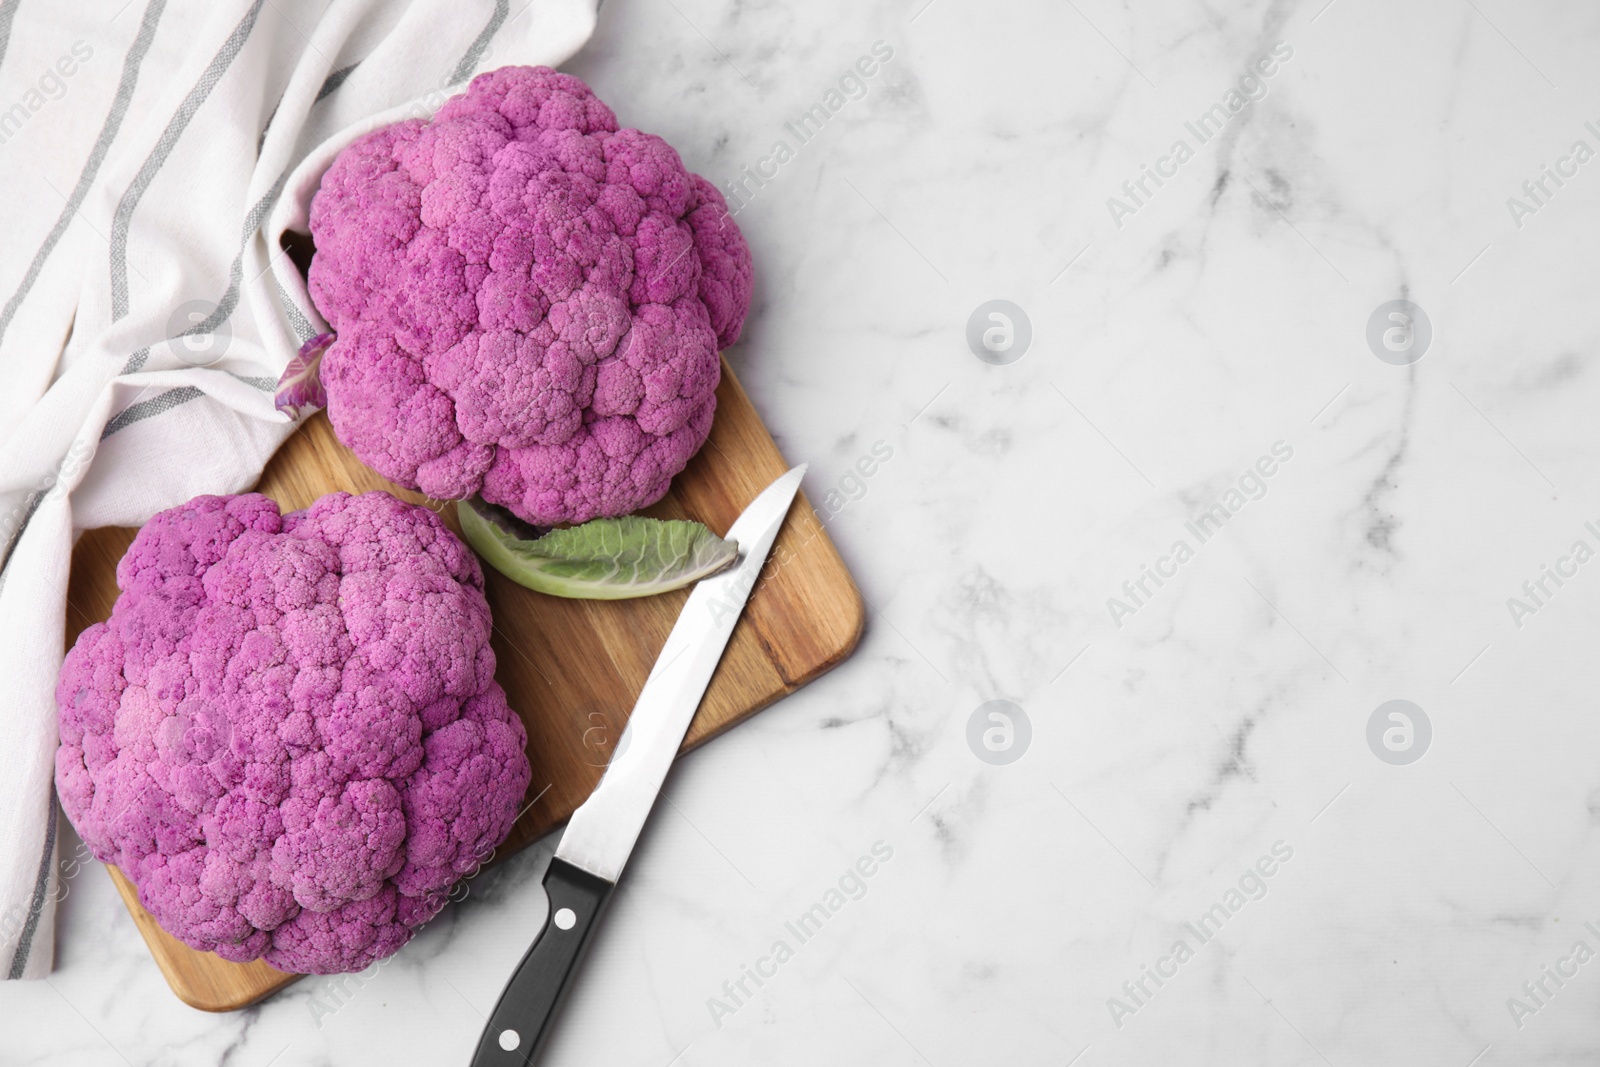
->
[468,465,807,1066]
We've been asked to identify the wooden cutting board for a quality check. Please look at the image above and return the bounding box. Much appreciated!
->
[63,357,863,1011]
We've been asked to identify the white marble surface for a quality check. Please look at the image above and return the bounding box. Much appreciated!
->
[9,0,1600,1063]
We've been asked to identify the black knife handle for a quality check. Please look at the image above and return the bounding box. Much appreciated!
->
[469,858,616,1066]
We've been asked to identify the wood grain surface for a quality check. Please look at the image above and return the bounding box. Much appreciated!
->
[64,357,864,1011]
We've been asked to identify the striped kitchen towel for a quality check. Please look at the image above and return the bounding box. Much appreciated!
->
[0,0,598,980]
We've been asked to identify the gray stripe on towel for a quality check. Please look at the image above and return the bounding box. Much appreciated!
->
[100,385,202,439]
[0,0,166,349]
[110,0,267,331]
[448,0,507,86]
[316,60,360,101]
[0,0,24,76]
[7,787,57,979]
[123,171,287,375]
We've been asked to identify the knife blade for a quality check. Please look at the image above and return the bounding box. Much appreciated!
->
[469,465,807,1066]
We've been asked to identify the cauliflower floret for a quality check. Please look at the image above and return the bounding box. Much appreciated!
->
[308,66,753,525]
[55,492,531,975]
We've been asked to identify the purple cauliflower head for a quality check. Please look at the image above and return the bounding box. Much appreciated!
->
[307,65,753,526]
[55,492,532,974]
